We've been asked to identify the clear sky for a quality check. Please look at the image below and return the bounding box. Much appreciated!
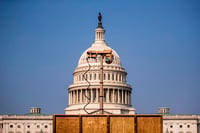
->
[0,0,199,115]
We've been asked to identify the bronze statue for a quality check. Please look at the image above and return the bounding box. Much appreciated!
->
[97,12,103,28]
[98,12,102,23]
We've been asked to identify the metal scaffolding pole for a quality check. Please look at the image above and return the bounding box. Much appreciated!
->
[87,49,113,114]
[99,55,104,114]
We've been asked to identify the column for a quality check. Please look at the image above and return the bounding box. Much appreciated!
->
[85,89,87,102]
[71,91,73,104]
[75,90,77,104]
[117,89,120,103]
[127,91,130,105]
[118,74,120,82]
[112,89,115,103]
[80,89,82,103]
[83,89,85,103]
[108,88,110,103]
[71,91,72,104]
[125,90,127,104]
[97,88,99,102]
[122,89,124,104]
[86,89,88,103]
[129,91,131,105]
[68,91,70,105]
[72,91,74,104]
[73,90,75,104]
[106,89,109,103]
[91,89,93,103]
[73,90,76,104]
[74,90,76,104]
[73,91,75,104]
[95,88,98,103]
[126,90,128,104]
[127,91,129,105]
[93,88,96,102]
[77,90,79,103]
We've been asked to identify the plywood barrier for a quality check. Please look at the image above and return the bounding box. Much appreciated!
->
[54,115,80,133]
[110,116,135,133]
[136,115,162,133]
[82,116,107,133]
[53,115,162,133]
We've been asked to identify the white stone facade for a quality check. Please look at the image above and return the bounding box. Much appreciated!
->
[163,115,200,133]
[64,19,135,114]
[0,115,52,133]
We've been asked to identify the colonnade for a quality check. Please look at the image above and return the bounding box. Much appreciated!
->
[95,28,105,41]
[74,72,126,83]
[69,88,131,105]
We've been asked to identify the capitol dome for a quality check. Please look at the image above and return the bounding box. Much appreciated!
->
[65,14,135,114]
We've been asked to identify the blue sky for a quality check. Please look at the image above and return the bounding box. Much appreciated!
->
[0,0,199,115]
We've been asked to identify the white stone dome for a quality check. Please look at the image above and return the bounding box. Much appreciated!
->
[65,16,135,114]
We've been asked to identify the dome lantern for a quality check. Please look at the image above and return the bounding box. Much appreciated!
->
[95,12,106,44]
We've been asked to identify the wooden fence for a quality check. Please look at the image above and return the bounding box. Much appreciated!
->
[53,115,162,133]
